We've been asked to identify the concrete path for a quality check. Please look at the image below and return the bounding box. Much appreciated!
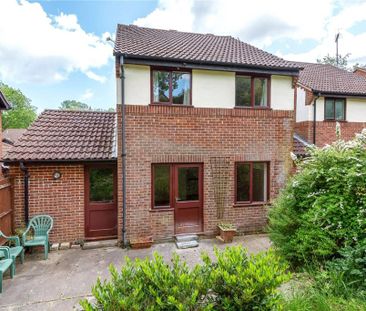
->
[0,234,270,310]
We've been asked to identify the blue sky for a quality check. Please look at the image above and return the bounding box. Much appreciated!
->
[1,0,366,113]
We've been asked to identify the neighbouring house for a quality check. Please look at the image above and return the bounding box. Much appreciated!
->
[354,67,366,79]
[295,62,366,147]
[4,110,117,243]
[5,25,302,245]
[2,129,26,158]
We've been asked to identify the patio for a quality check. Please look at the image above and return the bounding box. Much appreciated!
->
[0,234,270,310]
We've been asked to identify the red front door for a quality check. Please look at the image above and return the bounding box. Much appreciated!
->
[85,164,117,239]
[174,164,203,234]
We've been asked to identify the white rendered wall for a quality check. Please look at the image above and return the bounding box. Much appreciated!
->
[124,64,150,105]
[346,98,366,122]
[192,69,235,108]
[296,87,313,122]
[270,75,294,110]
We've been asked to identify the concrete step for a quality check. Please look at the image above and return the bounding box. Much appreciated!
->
[175,240,199,249]
[175,234,199,243]
[82,239,118,250]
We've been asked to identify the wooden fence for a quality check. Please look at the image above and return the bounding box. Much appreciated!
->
[0,179,13,243]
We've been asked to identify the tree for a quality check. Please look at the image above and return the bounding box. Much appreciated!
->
[0,82,37,129]
[59,100,91,110]
[317,53,351,70]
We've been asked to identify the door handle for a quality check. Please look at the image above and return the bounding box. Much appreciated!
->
[175,197,180,202]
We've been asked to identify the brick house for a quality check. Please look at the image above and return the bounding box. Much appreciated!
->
[4,25,303,245]
[295,62,366,147]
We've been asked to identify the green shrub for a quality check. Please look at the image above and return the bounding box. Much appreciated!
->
[80,246,290,311]
[269,130,366,267]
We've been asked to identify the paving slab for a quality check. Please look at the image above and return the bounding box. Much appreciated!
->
[0,234,270,310]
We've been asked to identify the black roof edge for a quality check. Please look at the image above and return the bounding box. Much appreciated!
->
[313,90,366,98]
[117,54,301,76]
[0,91,11,110]
[3,158,117,165]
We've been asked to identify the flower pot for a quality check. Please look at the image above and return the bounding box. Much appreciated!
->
[217,226,236,243]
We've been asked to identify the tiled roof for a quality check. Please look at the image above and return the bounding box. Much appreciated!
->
[296,62,366,96]
[4,110,116,161]
[0,90,11,110]
[293,134,312,157]
[2,129,26,145]
[114,24,301,71]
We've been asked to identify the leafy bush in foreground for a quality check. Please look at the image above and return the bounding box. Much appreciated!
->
[269,130,366,267]
[80,246,290,311]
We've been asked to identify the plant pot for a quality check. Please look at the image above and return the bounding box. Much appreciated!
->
[130,236,153,249]
[217,227,236,243]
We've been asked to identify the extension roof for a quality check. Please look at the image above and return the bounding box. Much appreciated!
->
[0,90,11,110]
[4,110,116,162]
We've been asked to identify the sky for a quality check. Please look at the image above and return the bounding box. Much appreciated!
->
[1,0,366,113]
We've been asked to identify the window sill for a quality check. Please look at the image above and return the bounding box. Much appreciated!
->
[234,106,272,110]
[149,208,174,213]
[323,119,347,123]
[233,202,268,208]
[149,103,194,108]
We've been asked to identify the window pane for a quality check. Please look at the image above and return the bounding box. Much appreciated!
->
[236,76,251,107]
[154,165,170,207]
[253,163,267,202]
[325,99,335,119]
[236,163,250,202]
[89,168,114,202]
[153,71,170,102]
[172,72,190,105]
[178,167,199,201]
[254,78,268,107]
[335,99,345,120]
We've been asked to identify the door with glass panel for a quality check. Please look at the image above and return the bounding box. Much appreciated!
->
[85,165,117,239]
[174,164,203,234]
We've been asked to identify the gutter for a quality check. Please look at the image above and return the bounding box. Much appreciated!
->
[120,56,127,248]
[19,162,29,225]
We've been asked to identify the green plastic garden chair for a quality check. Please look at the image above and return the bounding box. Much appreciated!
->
[0,246,14,293]
[0,231,24,274]
[22,215,53,260]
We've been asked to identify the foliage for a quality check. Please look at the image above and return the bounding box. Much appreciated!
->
[80,246,290,311]
[59,100,91,110]
[0,82,37,129]
[269,130,366,268]
[317,53,351,70]
[217,223,236,230]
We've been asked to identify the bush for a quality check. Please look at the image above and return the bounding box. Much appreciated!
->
[269,130,366,267]
[80,246,290,311]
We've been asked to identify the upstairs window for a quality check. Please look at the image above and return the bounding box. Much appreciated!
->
[152,70,191,105]
[325,98,346,121]
[236,75,270,108]
[235,162,268,204]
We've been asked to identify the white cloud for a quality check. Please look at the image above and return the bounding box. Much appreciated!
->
[0,0,112,84]
[80,89,94,101]
[85,70,107,83]
[134,0,366,65]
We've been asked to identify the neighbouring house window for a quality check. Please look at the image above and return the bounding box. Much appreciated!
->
[89,168,114,202]
[152,70,191,105]
[236,75,270,108]
[325,98,346,120]
[235,162,268,204]
[153,164,171,208]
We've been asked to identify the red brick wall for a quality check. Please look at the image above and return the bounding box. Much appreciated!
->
[9,164,85,243]
[295,120,366,146]
[117,105,294,243]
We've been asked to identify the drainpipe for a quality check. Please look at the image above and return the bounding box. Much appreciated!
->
[313,95,320,145]
[19,162,29,225]
[120,56,127,248]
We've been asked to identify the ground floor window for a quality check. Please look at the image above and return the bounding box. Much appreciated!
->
[235,162,269,204]
[152,164,171,208]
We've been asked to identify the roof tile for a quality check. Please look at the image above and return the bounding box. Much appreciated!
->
[4,110,116,161]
